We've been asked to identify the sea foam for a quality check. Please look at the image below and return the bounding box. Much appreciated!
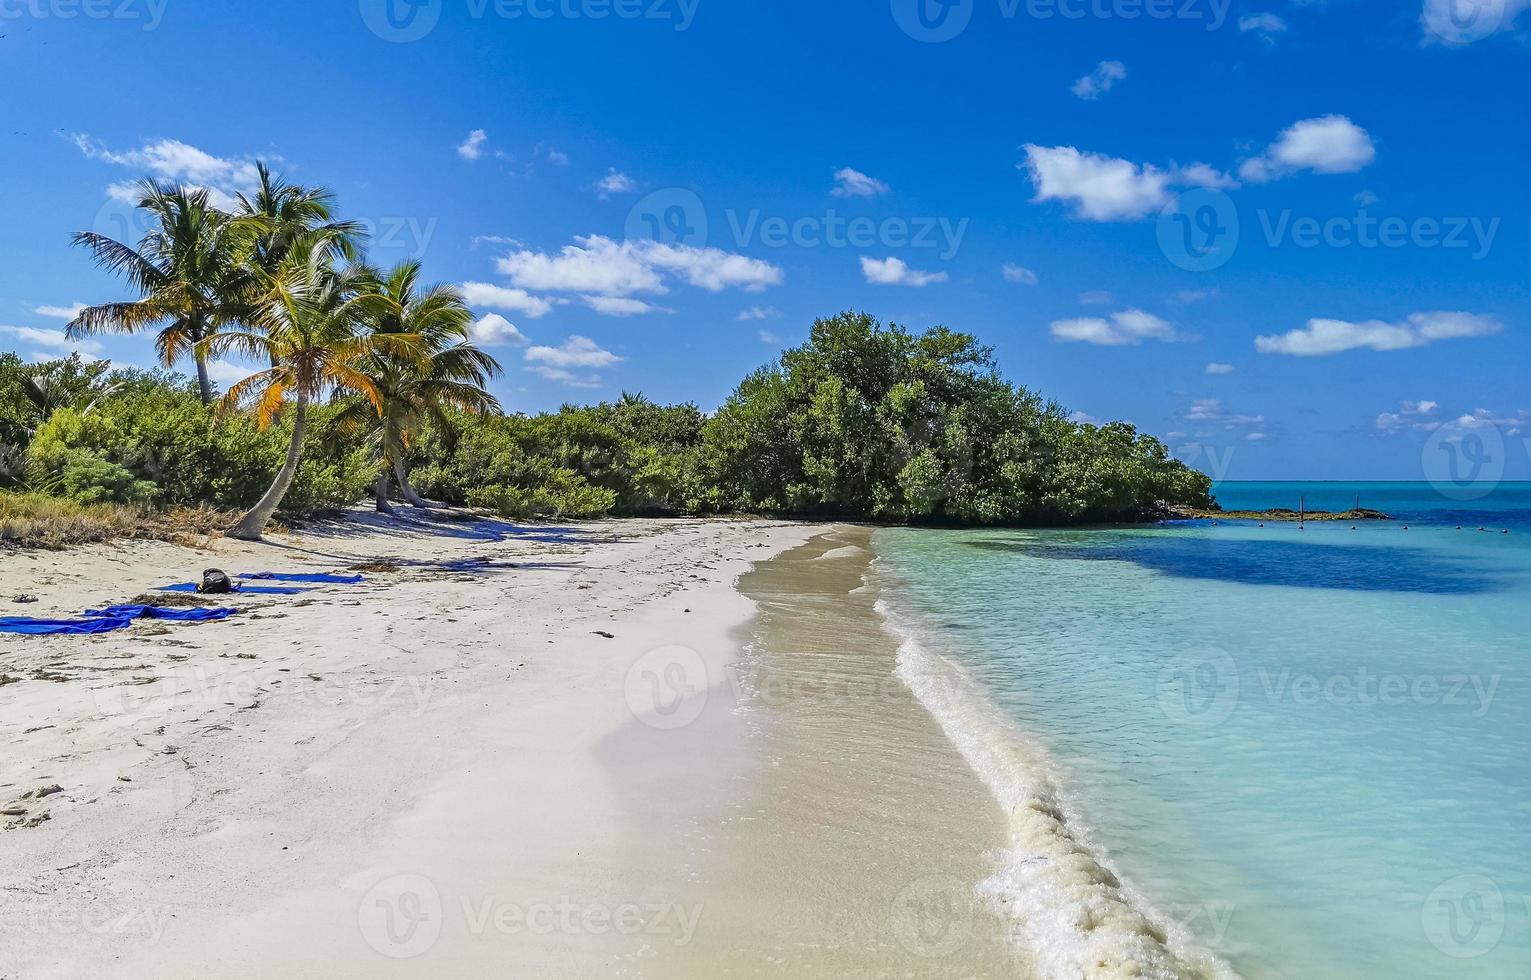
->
[874,585,1238,980]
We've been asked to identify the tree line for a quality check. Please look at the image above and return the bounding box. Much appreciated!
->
[0,166,1214,535]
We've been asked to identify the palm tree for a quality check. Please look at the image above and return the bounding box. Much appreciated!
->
[342,261,502,512]
[13,355,121,433]
[236,162,366,276]
[68,181,254,404]
[235,164,367,375]
[201,242,420,541]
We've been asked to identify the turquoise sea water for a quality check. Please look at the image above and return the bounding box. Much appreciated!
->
[873,482,1531,979]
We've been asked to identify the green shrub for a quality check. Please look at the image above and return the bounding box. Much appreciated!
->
[25,376,374,516]
[43,448,160,505]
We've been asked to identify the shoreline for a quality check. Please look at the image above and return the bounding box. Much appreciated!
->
[872,547,1234,980]
[651,525,1025,976]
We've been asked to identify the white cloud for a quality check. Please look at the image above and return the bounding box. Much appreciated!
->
[1002,263,1039,285]
[758,330,782,345]
[1078,290,1113,305]
[1451,408,1530,436]
[71,135,262,209]
[596,169,638,197]
[1050,309,1178,346]
[497,237,662,296]
[1020,144,1171,221]
[1071,60,1127,100]
[1246,432,1268,441]
[457,129,489,161]
[524,336,620,388]
[528,366,605,389]
[1255,311,1501,356]
[207,360,259,386]
[547,148,570,166]
[737,306,781,321]
[1239,12,1288,41]
[1376,399,1441,431]
[470,313,531,347]
[581,296,673,316]
[640,241,784,292]
[1206,362,1235,374]
[1421,0,1530,43]
[1354,190,1379,207]
[1239,115,1376,183]
[860,256,949,287]
[34,303,86,320]
[1176,288,1220,304]
[458,282,555,319]
[0,324,103,359]
[525,335,620,370]
[495,236,781,297]
[1174,162,1239,189]
[1186,398,1265,427]
[470,235,524,251]
[1068,410,1101,425]
[831,167,891,198]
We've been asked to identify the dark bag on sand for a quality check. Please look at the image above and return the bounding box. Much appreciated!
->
[197,569,236,595]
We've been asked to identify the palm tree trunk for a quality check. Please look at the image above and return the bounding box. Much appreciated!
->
[375,468,396,514]
[192,355,214,404]
[228,395,308,541]
[392,458,431,508]
[187,318,215,405]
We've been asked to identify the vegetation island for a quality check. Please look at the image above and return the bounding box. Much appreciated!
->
[1,166,1216,549]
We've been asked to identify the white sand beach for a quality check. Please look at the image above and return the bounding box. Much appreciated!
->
[0,513,832,977]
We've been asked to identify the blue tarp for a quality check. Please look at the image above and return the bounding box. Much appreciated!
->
[82,605,236,623]
[156,582,309,595]
[238,572,365,584]
[0,605,236,636]
[0,617,135,636]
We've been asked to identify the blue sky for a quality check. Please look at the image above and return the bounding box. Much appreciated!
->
[1,0,1528,481]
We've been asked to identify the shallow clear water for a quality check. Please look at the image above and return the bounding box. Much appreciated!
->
[873,482,1531,979]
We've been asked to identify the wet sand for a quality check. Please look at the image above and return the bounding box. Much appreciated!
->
[657,525,1027,977]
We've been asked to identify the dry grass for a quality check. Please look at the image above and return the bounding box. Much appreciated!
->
[349,560,401,573]
[0,493,243,551]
